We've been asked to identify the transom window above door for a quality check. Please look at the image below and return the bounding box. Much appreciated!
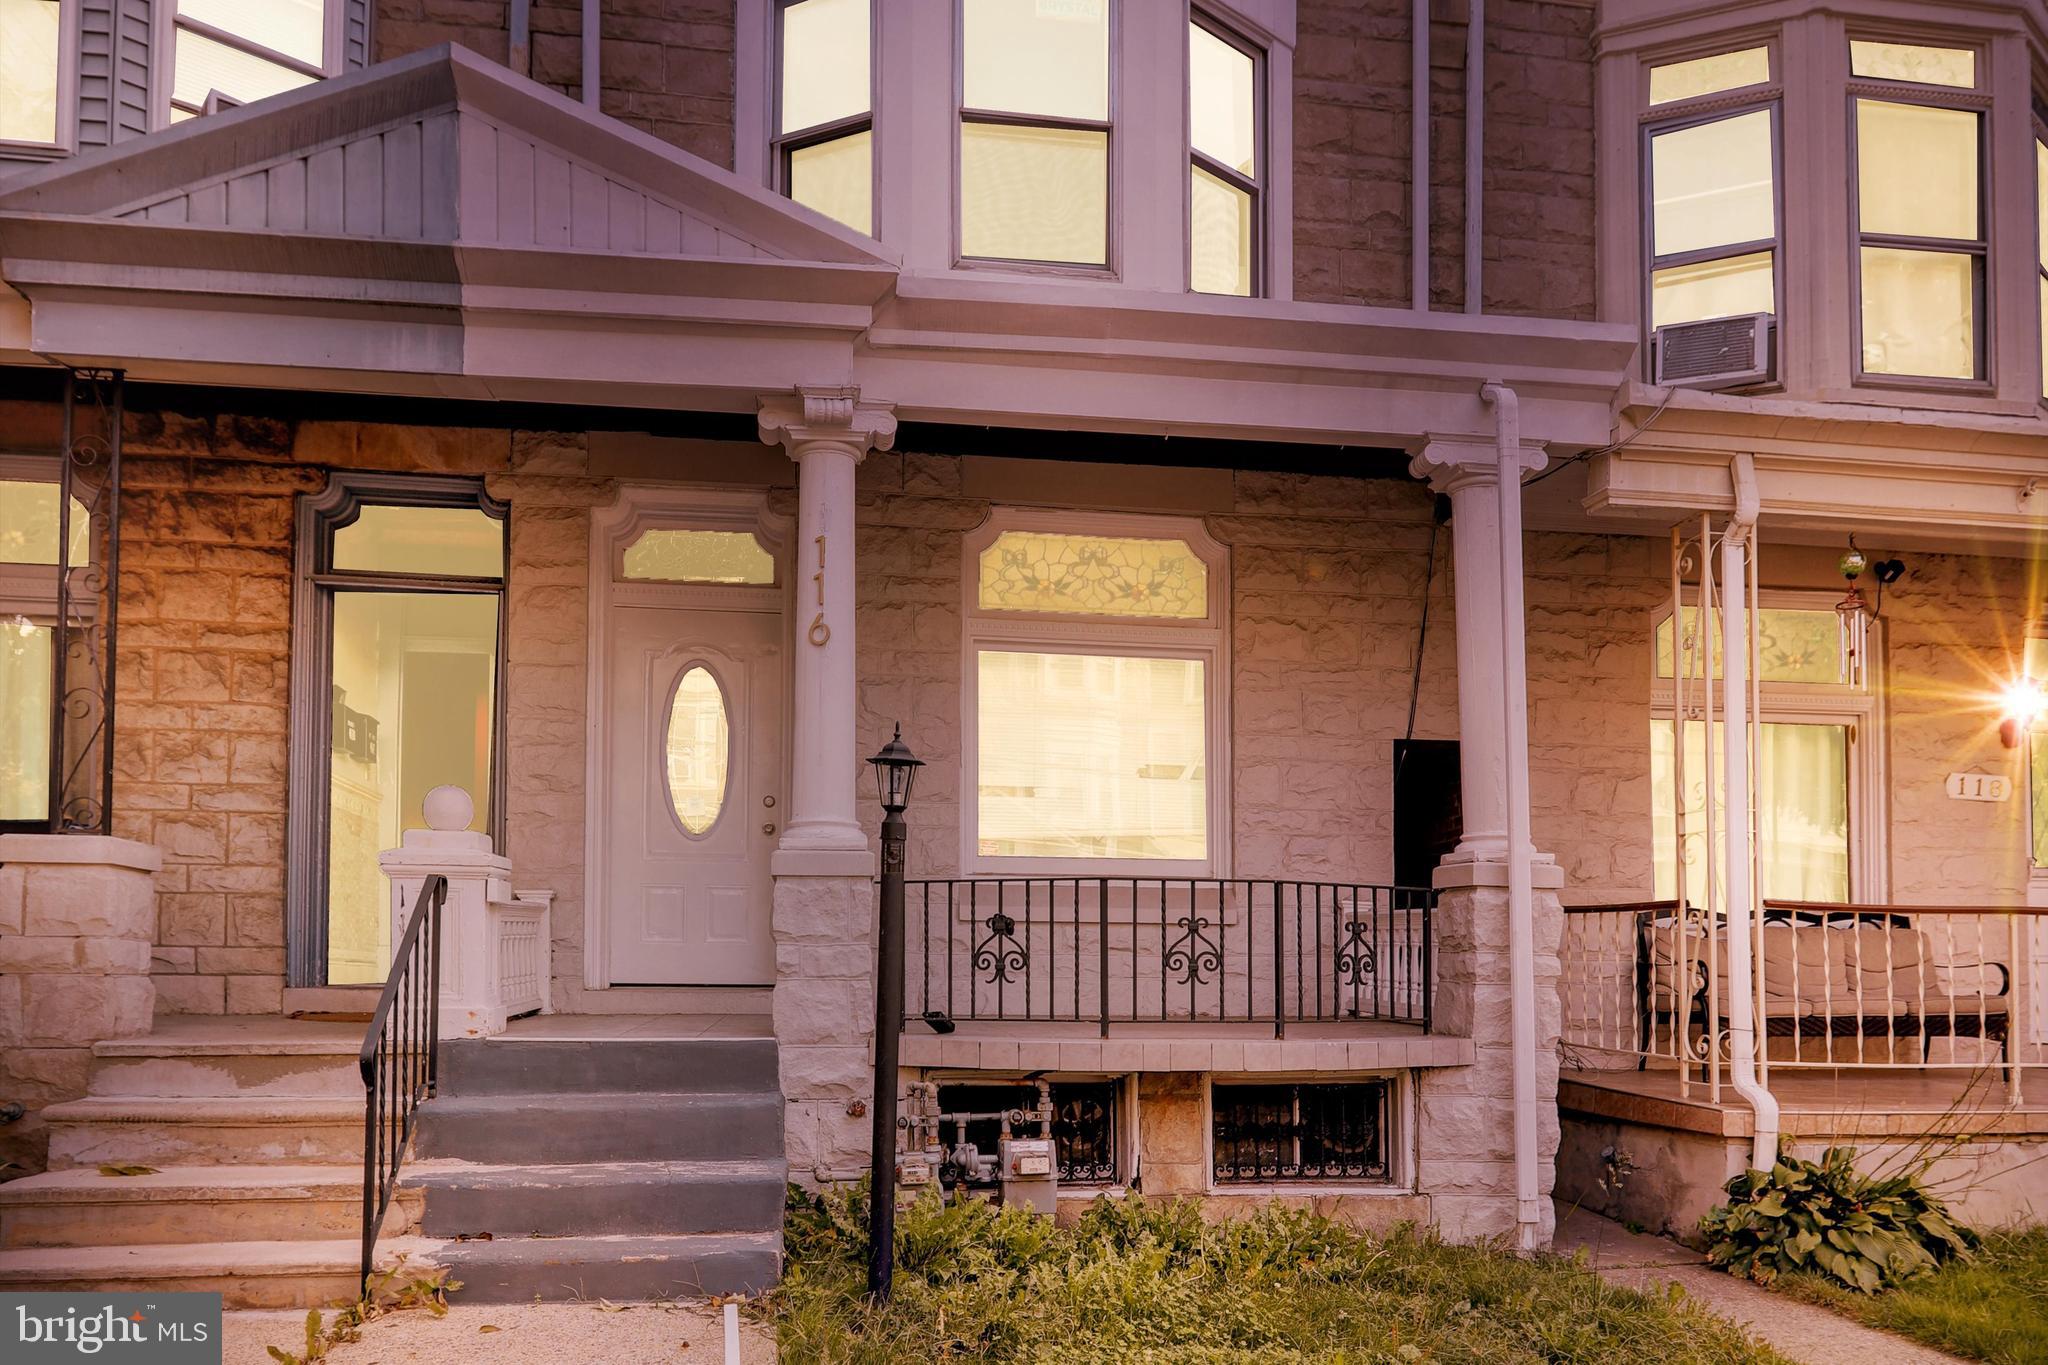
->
[964,512,1228,875]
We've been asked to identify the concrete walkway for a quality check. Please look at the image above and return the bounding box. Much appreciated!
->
[1555,1205,1968,1365]
[221,1300,776,1365]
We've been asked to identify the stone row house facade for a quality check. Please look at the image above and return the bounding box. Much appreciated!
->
[0,0,2045,1304]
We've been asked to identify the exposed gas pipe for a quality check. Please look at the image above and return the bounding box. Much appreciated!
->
[1719,453,1782,1172]
[1478,380,1540,1250]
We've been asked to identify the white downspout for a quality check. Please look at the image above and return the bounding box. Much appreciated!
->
[1479,381,1540,1249]
[1412,0,1430,310]
[1720,453,1781,1171]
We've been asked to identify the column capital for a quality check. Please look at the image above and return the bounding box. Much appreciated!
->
[758,385,898,460]
[1409,435,1548,493]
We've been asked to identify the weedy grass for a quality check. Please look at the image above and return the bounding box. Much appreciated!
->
[769,1184,1791,1364]
[1782,1228,2048,1365]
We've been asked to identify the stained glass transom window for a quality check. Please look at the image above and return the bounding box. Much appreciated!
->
[1655,606,1849,686]
[976,531,1208,619]
[622,530,775,585]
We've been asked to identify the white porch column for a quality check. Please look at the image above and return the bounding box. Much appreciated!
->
[1410,437,1540,863]
[758,386,898,858]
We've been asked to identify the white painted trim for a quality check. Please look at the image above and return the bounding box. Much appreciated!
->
[959,508,1231,880]
[582,483,792,991]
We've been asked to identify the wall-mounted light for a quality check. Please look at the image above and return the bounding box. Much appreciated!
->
[1835,538,1871,688]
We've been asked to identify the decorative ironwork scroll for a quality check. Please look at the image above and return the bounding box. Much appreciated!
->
[49,369,123,834]
[973,910,1025,985]
[1163,912,1222,986]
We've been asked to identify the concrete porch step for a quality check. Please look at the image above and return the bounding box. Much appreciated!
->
[416,1092,782,1164]
[408,1158,785,1238]
[0,1236,444,1309]
[438,1037,778,1097]
[0,1165,417,1249]
[43,1095,362,1168]
[87,1017,364,1097]
[431,1231,779,1303]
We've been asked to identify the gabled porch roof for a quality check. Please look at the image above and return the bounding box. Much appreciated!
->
[0,43,1636,452]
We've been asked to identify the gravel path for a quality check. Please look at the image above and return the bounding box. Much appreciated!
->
[221,1300,776,1365]
[1555,1204,1970,1365]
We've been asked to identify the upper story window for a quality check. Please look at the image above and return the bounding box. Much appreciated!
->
[0,0,61,148]
[170,0,328,121]
[958,0,1112,269]
[1642,46,1779,334]
[2037,115,2048,400]
[775,0,873,235]
[1190,16,1261,296]
[1850,38,1986,383]
[963,512,1227,875]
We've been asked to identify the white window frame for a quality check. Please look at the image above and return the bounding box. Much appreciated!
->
[1636,38,1784,372]
[1187,8,1266,297]
[0,0,81,161]
[1845,29,1994,391]
[733,0,1293,295]
[768,0,878,234]
[155,0,345,126]
[960,508,1230,880]
[1648,589,1888,904]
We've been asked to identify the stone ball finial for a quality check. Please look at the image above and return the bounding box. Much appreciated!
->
[423,785,474,832]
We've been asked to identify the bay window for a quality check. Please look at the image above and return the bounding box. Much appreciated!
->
[958,0,1112,268]
[1642,47,1779,332]
[1189,15,1262,297]
[774,0,874,235]
[287,476,507,987]
[2037,122,2048,401]
[0,0,62,148]
[964,514,1226,875]
[1851,39,1986,382]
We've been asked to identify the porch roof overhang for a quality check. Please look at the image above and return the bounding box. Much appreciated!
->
[0,43,1638,456]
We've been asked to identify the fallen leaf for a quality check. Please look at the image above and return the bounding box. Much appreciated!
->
[97,1164,158,1177]
[478,1325,501,1334]
[595,1299,630,1314]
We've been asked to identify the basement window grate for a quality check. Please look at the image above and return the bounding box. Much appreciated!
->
[1211,1081,1393,1184]
[934,1081,1120,1184]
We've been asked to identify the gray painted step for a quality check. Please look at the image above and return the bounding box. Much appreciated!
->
[431,1231,780,1303]
[409,1159,785,1238]
[415,1092,782,1163]
[438,1038,779,1097]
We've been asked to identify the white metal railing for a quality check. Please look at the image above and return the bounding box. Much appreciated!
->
[1562,899,2032,1103]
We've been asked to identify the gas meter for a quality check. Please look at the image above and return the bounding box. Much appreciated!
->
[895,1078,1060,1214]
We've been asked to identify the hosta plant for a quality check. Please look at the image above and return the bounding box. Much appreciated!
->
[1700,1146,1977,1294]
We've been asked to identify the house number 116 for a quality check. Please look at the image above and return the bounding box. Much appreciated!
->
[809,534,831,646]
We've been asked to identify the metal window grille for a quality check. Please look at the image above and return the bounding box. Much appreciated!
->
[1211,1081,1392,1184]
[933,1081,1119,1185]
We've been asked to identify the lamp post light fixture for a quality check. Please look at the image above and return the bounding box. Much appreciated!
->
[865,725,921,1302]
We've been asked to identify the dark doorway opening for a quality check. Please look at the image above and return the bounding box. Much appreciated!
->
[1393,739,1461,887]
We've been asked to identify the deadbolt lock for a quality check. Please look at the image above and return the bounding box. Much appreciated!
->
[763,795,776,808]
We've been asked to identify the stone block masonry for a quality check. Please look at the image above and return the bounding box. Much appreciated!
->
[0,835,162,1174]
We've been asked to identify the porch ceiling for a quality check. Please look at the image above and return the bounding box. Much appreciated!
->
[0,46,1635,453]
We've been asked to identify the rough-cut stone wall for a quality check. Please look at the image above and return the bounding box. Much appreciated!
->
[375,0,736,169]
[1293,0,1597,318]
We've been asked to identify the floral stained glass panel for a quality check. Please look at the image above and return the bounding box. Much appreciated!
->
[977,531,1207,619]
[1655,607,1847,686]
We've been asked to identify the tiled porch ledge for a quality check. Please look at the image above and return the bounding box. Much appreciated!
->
[899,1023,1474,1073]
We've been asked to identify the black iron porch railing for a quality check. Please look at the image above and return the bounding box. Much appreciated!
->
[358,875,445,1296]
[907,879,1433,1038]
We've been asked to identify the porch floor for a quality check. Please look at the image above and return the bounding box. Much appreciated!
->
[898,1019,1465,1073]
[1562,1063,2048,1139]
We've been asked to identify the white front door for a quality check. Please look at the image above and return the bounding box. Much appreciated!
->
[607,606,782,985]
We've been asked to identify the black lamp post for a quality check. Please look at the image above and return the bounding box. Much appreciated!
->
[865,725,921,1302]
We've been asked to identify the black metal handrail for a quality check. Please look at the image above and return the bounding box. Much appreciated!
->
[358,874,445,1296]
[906,878,1433,1038]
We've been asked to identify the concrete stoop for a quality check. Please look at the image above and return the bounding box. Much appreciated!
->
[411,1036,786,1303]
[0,1017,429,1308]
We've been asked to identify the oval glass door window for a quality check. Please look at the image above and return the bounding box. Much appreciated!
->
[665,666,730,834]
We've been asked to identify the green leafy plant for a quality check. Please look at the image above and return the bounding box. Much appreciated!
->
[265,1257,460,1364]
[1701,1146,1978,1294]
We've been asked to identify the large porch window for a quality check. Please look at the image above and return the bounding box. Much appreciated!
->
[0,460,88,829]
[1650,600,1879,906]
[962,512,1227,876]
[287,475,507,987]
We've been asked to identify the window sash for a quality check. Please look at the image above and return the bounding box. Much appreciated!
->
[168,9,325,119]
[1642,103,1783,334]
[1189,12,1262,297]
[771,0,875,231]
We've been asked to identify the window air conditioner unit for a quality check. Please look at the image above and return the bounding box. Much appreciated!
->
[1652,312,1773,389]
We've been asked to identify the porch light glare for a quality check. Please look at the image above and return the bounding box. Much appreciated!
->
[869,724,922,814]
[2003,678,2047,740]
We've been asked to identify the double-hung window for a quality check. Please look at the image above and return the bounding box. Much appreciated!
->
[964,512,1226,875]
[1189,16,1261,296]
[0,0,64,150]
[1642,45,1780,334]
[958,0,1112,268]
[0,461,87,831]
[169,0,329,121]
[774,0,874,235]
[1849,39,1986,383]
[288,476,507,986]
[1651,600,1880,908]
[2035,102,2048,401]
